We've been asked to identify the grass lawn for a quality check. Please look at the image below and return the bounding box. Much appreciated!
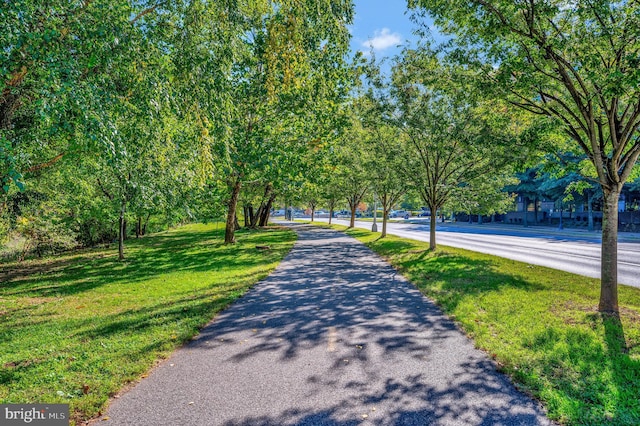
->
[334,225,640,425]
[0,223,296,425]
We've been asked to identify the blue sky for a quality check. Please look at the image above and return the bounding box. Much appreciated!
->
[349,0,422,61]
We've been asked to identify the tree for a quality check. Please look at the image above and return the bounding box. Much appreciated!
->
[1,0,229,259]
[360,108,406,237]
[391,48,522,249]
[410,0,640,314]
[448,175,516,224]
[506,166,546,227]
[217,0,354,244]
[334,111,369,228]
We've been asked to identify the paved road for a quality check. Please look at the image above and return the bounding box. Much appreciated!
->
[102,225,550,426]
[320,218,640,289]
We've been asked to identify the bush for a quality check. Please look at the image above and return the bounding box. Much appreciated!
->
[15,214,77,260]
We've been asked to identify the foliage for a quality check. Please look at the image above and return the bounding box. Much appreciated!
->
[331,107,370,227]
[355,93,407,236]
[390,46,526,248]
[410,0,640,313]
[446,175,517,219]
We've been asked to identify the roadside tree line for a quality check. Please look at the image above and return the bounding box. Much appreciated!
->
[2,1,639,318]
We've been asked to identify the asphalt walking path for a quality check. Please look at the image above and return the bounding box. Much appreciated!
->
[103,225,551,426]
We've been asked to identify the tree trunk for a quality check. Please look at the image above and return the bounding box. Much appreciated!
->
[250,205,261,228]
[327,199,336,225]
[136,216,142,238]
[478,214,483,225]
[382,207,388,238]
[587,192,594,232]
[349,203,356,228]
[225,179,241,244]
[468,212,473,224]
[429,206,437,250]
[118,200,126,261]
[534,197,538,224]
[311,208,315,222]
[142,213,150,236]
[259,194,275,227]
[243,206,250,228]
[599,188,621,315]
[523,196,529,227]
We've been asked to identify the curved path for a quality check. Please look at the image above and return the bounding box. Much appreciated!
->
[102,225,551,426]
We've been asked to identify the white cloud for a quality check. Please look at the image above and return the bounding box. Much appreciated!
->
[362,28,402,52]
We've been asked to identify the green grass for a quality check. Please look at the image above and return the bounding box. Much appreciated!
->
[334,225,640,425]
[0,223,296,424]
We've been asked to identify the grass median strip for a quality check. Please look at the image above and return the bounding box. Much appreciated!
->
[335,225,640,426]
[0,223,296,425]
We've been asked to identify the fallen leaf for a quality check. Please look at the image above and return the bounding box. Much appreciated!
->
[102,417,110,421]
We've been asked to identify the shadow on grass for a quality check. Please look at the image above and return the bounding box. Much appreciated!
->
[354,233,640,425]
[0,224,297,423]
[0,227,292,299]
[513,314,640,425]
[368,242,544,316]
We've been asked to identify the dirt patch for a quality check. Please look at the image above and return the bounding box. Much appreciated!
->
[551,300,598,326]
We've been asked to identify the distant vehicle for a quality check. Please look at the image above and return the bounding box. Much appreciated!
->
[391,210,410,219]
[315,210,328,217]
[334,210,350,218]
[272,209,286,216]
[418,210,430,217]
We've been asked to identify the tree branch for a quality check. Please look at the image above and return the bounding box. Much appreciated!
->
[130,2,164,24]
[24,152,66,174]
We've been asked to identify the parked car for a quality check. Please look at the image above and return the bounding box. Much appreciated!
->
[334,210,350,218]
[390,210,410,219]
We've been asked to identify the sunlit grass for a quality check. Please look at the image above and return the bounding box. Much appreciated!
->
[336,225,640,425]
[0,223,296,425]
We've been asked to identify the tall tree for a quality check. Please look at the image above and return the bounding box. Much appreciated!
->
[391,48,523,249]
[360,108,406,237]
[218,0,354,244]
[411,0,640,314]
[334,111,369,228]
